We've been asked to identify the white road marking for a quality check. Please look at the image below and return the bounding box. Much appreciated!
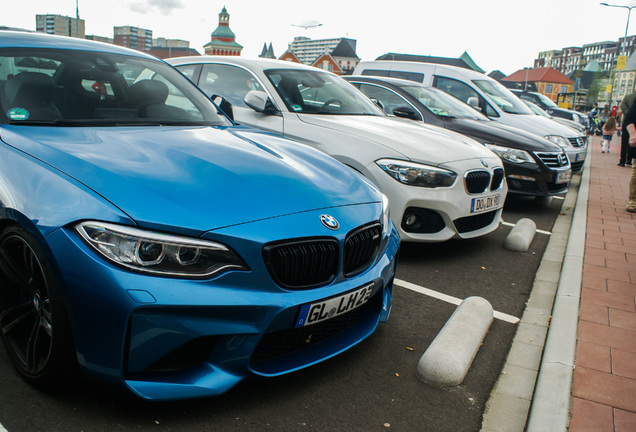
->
[501,221,552,236]
[395,279,520,324]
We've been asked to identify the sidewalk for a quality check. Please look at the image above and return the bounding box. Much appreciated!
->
[568,135,636,432]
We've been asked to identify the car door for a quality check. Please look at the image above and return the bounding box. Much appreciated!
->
[177,63,284,134]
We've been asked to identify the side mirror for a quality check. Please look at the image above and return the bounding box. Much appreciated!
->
[211,95,234,121]
[244,90,278,114]
[392,106,419,120]
[467,97,482,112]
[370,98,385,111]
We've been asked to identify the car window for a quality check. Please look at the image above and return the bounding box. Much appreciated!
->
[534,92,558,108]
[358,83,414,116]
[434,76,499,117]
[399,85,488,120]
[198,63,264,108]
[360,69,424,83]
[265,68,383,115]
[174,64,198,82]
[0,48,226,126]
[472,79,534,115]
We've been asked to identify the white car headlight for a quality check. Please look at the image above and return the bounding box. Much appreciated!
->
[485,143,533,164]
[545,135,570,149]
[376,159,457,188]
[76,221,247,278]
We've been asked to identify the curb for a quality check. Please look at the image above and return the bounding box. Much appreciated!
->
[481,147,590,432]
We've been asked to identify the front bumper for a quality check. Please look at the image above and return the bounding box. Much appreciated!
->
[366,158,507,243]
[44,206,400,400]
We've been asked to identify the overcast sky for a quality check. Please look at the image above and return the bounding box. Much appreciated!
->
[9,0,636,75]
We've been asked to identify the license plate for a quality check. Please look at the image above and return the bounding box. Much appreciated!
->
[556,170,572,184]
[575,152,585,162]
[295,283,374,328]
[470,194,502,214]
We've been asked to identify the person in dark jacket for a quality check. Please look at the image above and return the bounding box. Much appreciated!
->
[618,93,636,166]
[621,97,636,212]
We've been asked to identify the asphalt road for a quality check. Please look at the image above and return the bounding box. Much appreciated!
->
[0,193,567,432]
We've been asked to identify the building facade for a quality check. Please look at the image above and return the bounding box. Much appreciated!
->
[36,14,85,38]
[204,7,243,56]
[502,67,573,102]
[287,36,344,65]
[114,26,153,51]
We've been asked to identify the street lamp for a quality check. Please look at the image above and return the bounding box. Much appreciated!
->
[601,2,636,106]
[601,2,635,57]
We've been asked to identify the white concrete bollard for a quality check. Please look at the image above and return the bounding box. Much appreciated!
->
[417,296,494,386]
[504,218,537,252]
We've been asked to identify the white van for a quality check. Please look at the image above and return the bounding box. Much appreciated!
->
[353,61,587,172]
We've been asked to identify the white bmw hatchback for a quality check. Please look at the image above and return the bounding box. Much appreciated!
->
[167,57,507,243]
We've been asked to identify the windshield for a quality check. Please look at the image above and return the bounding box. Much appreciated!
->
[399,84,487,120]
[265,69,384,115]
[473,79,533,115]
[534,92,558,108]
[523,100,550,117]
[0,48,227,126]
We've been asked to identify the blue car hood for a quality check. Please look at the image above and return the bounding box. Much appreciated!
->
[1,125,379,234]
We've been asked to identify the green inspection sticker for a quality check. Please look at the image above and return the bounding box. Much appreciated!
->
[7,107,30,120]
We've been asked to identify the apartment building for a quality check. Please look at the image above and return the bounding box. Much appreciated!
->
[36,14,85,38]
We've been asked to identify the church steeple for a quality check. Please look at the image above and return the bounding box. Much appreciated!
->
[204,6,243,56]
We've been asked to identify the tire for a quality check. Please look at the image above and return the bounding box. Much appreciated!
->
[0,225,78,388]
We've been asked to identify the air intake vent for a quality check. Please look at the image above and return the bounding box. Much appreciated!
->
[263,238,339,289]
[465,170,491,194]
[343,223,381,277]
[490,168,505,191]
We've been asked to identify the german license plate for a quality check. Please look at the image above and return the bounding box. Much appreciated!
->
[556,170,572,184]
[470,194,501,214]
[575,152,585,161]
[295,283,374,328]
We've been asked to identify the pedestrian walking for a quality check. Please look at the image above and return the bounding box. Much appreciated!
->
[620,97,636,212]
[599,104,610,130]
[601,116,618,153]
[618,92,636,166]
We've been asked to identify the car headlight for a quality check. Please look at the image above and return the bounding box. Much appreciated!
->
[545,135,570,149]
[76,221,247,278]
[381,193,390,235]
[376,159,457,188]
[485,143,533,164]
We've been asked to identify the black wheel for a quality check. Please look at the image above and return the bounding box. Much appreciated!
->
[0,225,77,388]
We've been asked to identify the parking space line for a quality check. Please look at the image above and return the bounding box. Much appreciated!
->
[395,279,520,324]
[501,221,552,236]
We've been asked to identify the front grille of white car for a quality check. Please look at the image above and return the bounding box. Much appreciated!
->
[465,169,504,194]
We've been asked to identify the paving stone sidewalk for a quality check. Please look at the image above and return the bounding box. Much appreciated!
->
[568,135,636,432]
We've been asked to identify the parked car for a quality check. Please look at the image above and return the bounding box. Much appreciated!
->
[520,99,587,135]
[167,57,508,243]
[510,89,588,128]
[343,75,571,196]
[353,61,587,172]
[0,31,401,400]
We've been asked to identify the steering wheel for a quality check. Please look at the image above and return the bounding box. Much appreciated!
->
[319,98,343,112]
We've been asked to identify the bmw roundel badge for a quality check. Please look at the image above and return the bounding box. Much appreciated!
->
[320,214,339,230]
[481,160,489,168]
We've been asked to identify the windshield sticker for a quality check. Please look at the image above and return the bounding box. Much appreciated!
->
[291,104,303,112]
[7,108,30,121]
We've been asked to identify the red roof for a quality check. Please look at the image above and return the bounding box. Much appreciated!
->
[502,67,572,84]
